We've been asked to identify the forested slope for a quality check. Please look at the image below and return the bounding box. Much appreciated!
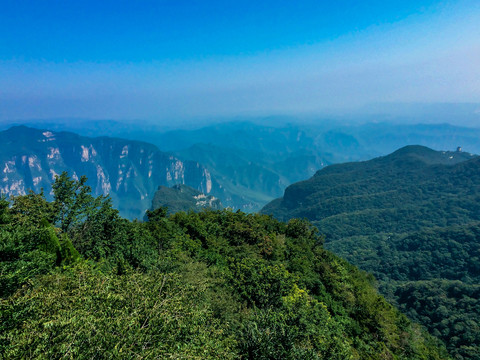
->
[0,173,448,359]
[150,184,222,215]
[262,145,479,235]
[328,223,480,358]
[262,145,480,359]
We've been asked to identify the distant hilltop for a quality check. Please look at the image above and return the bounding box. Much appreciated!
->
[150,184,222,215]
[262,144,479,230]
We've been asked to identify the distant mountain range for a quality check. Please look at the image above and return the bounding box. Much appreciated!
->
[2,119,480,212]
[155,121,331,210]
[261,145,480,358]
[0,126,214,219]
[148,121,480,211]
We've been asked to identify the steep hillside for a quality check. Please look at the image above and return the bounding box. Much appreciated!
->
[263,145,479,236]
[151,184,222,214]
[328,222,480,359]
[0,126,214,219]
[262,145,480,359]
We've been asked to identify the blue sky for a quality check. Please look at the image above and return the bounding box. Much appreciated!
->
[1,0,479,123]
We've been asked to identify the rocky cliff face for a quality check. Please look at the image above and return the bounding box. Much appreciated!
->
[0,126,214,219]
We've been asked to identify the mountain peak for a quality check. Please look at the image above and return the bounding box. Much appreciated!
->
[262,145,479,222]
[381,145,474,165]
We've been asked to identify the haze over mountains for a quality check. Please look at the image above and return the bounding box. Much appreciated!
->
[3,1,480,357]
[2,117,480,213]
[3,118,480,218]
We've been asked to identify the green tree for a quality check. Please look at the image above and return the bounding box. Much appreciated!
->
[52,172,100,232]
[10,189,54,228]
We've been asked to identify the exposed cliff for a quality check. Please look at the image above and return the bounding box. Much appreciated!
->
[0,126,215,219]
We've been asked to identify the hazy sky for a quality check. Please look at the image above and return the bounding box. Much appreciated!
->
[1,0,480,123]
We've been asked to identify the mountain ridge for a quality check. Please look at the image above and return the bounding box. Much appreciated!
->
[263,145,479,227]
[0,126,215,219]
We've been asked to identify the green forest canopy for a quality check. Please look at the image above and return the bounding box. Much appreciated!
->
[261,145,480,359]
[0,172,448,359]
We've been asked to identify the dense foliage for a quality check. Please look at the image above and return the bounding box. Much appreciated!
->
[150,184,222,215]
[263,146,479,236]
[329,224,480,359]
[262,146,480,359]
[0,173,448,359]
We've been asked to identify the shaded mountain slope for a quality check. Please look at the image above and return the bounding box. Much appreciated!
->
[176,143,327,211]
[0,126,214,219]
[328,222,480,359]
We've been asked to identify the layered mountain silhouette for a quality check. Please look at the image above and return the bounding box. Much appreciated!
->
[6,119,480,212]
